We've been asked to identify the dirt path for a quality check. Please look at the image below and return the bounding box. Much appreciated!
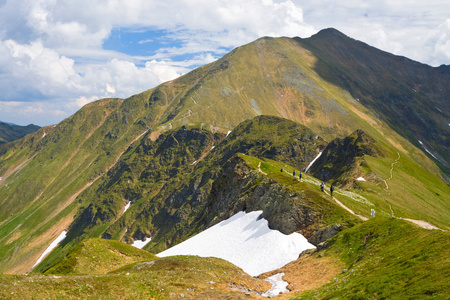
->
[332,197,368,221]
[325,190,439,230]
[257,162,267,175]
[383,152,400,190]
[401,218,440,230]
[268,162,441,231]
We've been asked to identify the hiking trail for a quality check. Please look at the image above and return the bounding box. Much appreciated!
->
[257,162,267,175]
[383,151,400,190]
[273,161,441,230]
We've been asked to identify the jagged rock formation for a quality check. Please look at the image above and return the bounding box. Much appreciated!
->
[309,129,381,187]
[201,155,350,246]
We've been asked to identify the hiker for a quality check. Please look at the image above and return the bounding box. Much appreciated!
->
[371,209,375,218]
[293,170,296,176]
[280,167,283,172]
[320,182,325,192]
[299,172,303,180]
[330,185,334,197]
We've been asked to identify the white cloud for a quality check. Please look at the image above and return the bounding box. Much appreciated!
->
[6,39,78,86]
[431,19,450,65]
[0,0,449,126]
[0,37,187,125]
[0,100,68,125]
[75,96,98,108]
[297,0,450,66]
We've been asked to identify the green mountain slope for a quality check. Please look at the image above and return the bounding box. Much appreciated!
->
[0,122,40,145]
[34,117,449,277]
[44,238,157,275]
[297,28,450,173]
[34,116,333,272]
[0,28,448,278]
[294,218,450,299]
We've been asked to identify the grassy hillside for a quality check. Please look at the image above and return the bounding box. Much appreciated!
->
[33,116,332,273]
[293,217,450,299]
[0,255,271,299]
[297,28,450,174]
[44,238,157,275]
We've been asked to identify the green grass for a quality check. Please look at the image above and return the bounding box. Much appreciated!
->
[44,238,157,275]
[238,153,362,229]
[0,255,270,299]
[294,217,450,299]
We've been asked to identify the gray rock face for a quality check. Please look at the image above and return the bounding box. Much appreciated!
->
[202,156,342,245]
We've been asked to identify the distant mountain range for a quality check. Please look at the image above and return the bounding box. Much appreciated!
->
[0,121,40,144]
[0,28,449,299]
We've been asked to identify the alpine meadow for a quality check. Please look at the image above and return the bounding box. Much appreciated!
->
[0,28,449,299]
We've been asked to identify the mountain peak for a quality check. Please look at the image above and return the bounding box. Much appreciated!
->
[309,28,350,41]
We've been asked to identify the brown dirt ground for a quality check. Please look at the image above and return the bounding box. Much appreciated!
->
[258,250,344,299]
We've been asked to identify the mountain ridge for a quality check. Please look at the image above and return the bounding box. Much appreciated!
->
[297,28,450,172]
[0,28,448,298]
[0,121,41,145]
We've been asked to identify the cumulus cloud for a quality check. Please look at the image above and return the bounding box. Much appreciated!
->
[0,0,449,126]
[0,0,316,125]
[298,0,450,66]
[0,37,187,125]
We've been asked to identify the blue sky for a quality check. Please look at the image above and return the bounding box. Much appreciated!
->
[0,0,449,126]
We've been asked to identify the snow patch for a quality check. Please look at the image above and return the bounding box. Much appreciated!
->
[424,148,438,160]
[418,140,438,159]
[304,152,322,172]
[191,160,197,165]
[157,210,315,276]
[132,237,152,249]
[210,146,215,151]
[122,201,131,215]
[226,130,232,137]
[33,231,67,268]
[356,177,366,181]
[42,131,46,138]
[262,273,289,297]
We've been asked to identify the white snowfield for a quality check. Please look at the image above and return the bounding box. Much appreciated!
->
[157,210,316,276]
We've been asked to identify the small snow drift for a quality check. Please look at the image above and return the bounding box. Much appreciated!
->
[262,273,289,297]
[122,201,131,215]
[33,231,67,268]
[356,177,366,181]
[132,237,152,249]
[305,152,322,172]
[157,211,315,276]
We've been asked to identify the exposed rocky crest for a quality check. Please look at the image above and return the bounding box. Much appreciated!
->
[309,129,381,187]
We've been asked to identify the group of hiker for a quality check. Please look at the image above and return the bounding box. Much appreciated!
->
[320,181,334,196]
[280,167,303,180]
[281,167,334,196]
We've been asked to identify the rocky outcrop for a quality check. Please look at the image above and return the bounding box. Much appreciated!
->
[202,156,343,245]
[309,129,381,187]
